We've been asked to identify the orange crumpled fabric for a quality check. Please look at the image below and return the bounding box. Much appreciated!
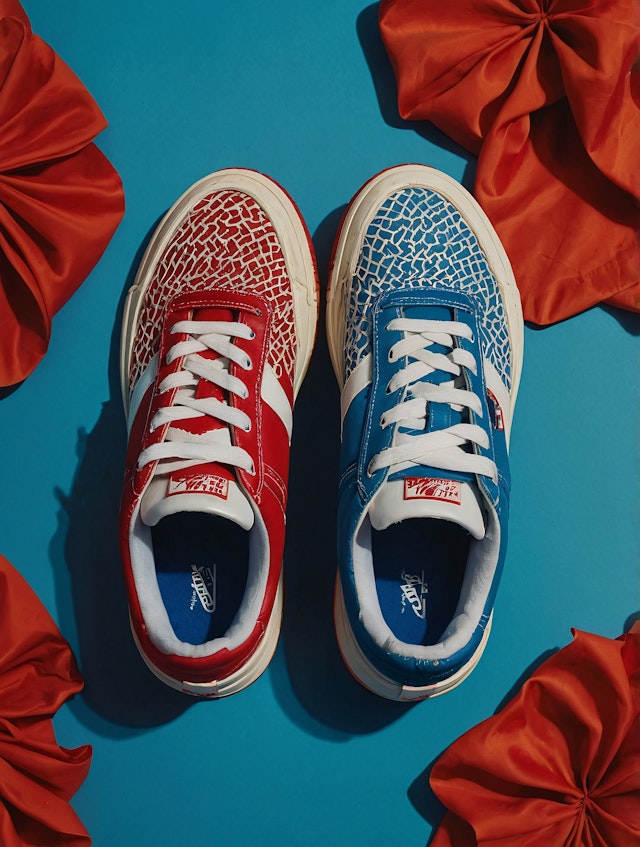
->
[429,627,640,847]
[0,554,91,845]
[379,0,640,326]
[0,0,124,387]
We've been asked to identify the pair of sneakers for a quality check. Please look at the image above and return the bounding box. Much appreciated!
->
[119,165,523,700]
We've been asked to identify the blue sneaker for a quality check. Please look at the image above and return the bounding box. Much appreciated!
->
[326,165,523,700]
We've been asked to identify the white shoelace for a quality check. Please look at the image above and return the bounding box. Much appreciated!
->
[137,319,255,476]
[367,318,497,482]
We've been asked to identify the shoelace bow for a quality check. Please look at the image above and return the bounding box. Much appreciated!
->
[368,318,497,482]
[137,319,256,476]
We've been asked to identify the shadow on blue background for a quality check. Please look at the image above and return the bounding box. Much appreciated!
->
[49,220,193,734]
[276,205,417,735]
[601,305,640,336]
[409,754,448,845]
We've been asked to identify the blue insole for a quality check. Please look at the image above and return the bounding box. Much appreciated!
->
[154,514,249,645]
[371,519,468,646]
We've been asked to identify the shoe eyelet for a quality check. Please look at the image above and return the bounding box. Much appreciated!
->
[243,357,253,370]
[366,460,374,478]
[244,422,252,433]
[249,329,256,340]
[255,309,263,317]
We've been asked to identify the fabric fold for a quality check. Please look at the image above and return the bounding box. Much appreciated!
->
[428,626,640,846]
[0,0,124,387]
[0,554,91,846]
[380,0,640,325]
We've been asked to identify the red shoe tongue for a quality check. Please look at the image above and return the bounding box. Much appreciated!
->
[141,306,254,529]
[140,463,254,529]
[368,477,486,539]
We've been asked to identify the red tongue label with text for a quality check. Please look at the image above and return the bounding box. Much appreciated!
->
[403,477,462,505]
[167,473,229,499]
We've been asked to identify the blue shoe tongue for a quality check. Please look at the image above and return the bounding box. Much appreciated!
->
[393,302,463,438]
[369,302,485,537]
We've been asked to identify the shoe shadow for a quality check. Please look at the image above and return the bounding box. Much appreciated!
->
[271,206,416,737]
[49,220,193,733]
[356,2,476,190]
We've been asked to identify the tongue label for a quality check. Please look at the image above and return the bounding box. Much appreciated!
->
[403,477,461,504]
[168,473,229,499]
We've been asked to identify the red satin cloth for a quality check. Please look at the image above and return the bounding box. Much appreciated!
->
[379,0,640,326]
[0,0,124,387]
[429,627,640,847]
[0,554,91,845]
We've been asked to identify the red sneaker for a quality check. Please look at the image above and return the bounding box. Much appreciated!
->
[119,169,318,696]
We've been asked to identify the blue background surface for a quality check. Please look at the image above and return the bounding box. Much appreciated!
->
[1,2,638,844]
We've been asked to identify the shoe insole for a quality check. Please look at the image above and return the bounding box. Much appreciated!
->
[371,519,469,646]
[154,514,249,645]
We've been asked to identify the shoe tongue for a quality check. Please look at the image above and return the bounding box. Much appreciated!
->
[368,476,486,539]
[141,303,254,530]
[141,463,254,530]
[176,304,232,441]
